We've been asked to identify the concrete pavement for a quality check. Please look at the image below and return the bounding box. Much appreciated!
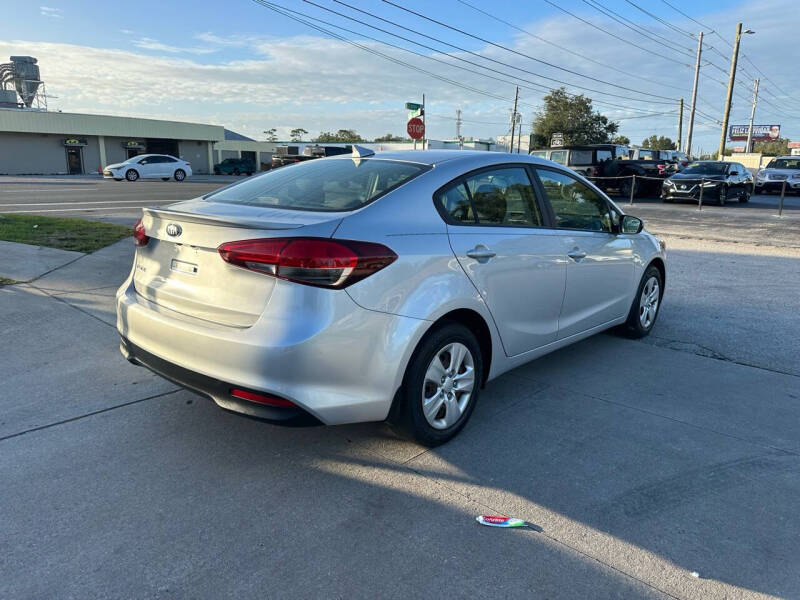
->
[2,231,799,598]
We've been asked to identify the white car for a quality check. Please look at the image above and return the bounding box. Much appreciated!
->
[103,154,192,182]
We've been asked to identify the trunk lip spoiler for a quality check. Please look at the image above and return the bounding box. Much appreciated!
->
[142,207,304,230]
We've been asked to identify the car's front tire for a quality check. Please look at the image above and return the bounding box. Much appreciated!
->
[621,265,662,338]
[393,323,483,446]
[718,185,727,206]
[174,169,186,181]
[125,169,139,181]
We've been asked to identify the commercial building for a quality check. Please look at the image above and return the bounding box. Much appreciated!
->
[0,108,228,175]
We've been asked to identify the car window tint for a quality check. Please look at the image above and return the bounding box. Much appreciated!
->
[570,150,593,165]
[463,167,542,227]
[163,156,177,163]
[639,149,654,160]
[206,158,428,212]
[536,169,611,232]
[549,150,567,165]
[529,151,548,158]
[597,150,612,161]
[435,182,474,223]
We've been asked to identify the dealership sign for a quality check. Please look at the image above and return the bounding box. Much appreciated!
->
[728,124,780,142]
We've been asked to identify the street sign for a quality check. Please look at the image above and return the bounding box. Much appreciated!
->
[407,117,425,140]
[550,132,564,147]
[405,102,422,112]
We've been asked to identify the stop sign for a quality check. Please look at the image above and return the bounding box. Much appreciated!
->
[407,117,425,140]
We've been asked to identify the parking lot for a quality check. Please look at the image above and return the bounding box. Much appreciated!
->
[2,175,800,598]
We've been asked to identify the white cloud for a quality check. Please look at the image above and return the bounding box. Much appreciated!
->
[132,37,217,55]
[39,6,62,19]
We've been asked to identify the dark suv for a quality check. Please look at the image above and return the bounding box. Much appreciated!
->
[214,158,255,176]
[271,145,352,168]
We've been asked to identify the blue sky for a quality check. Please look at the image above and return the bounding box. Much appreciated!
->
[2,0,797,152]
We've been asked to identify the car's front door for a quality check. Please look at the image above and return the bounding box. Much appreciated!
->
[135,156,157,178]
[439,165,566,356]
[533,167,635,339]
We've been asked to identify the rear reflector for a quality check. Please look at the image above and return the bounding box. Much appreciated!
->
[231,388,296,408]
[133,218,149,246]
[218,237,397,289]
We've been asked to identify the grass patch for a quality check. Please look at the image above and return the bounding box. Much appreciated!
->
[0,214,131,253]
[0,277,20,286]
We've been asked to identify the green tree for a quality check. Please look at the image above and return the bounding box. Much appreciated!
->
[314,129,364,142]
[530,88,618,149]
[641,135,675,150]
[612,135,630,145]
[263,128,278,142]
[289,128,308,142]
[753,137,789,157]
[373,133,407,142]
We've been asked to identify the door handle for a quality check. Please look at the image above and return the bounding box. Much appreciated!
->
[567,249,587,261]
[466,246,496,261]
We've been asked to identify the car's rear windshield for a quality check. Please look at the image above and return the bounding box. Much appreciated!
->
[682,162,727,175]
[205,158,430,212]
[767,158,800,170]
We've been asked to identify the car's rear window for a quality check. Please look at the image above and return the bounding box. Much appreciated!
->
[205,158,430,212]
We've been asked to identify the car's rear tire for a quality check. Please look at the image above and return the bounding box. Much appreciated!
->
[620,265,662,339]
[174,169,186,181]
[739,187,751,203]
[718,185,727,206]
[392,323,483,446]
[246,171,253,176]
[233,168,240,176]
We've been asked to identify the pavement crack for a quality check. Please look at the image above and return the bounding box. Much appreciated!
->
[0,389,181,443]
[29,282,117,330]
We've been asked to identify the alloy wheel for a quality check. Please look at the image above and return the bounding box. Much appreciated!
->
[639,276,660,329]
[421,342,475,430]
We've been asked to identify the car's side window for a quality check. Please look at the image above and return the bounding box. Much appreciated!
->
[464,167,542,227]
[549,150,567,165]
[435,167,543,227]
[535,168,612,233]
[435,182,474,223]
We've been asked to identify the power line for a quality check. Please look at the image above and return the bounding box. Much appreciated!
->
[455,0,688,94]
[326,0,676,108]
[303,0,673,115]
[251,0,540,109]
[622,0,696,39]
[379,0,678,102]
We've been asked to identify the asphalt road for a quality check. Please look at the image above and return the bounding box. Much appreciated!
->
[2,175,800,598]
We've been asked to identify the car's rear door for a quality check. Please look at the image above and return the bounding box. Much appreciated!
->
[532,166,635,339]
[440,165,566,356]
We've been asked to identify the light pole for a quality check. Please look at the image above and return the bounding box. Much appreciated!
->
[717,24,755,160]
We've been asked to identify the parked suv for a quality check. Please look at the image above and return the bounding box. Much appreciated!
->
[214,158,256,176]
[755,156,800,194]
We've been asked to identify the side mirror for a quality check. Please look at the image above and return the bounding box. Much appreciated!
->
[620,215,643,234]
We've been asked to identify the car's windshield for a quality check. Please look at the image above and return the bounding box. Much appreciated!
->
[681,162,727,175]
[205,158,429,212]
[766,158,800,170]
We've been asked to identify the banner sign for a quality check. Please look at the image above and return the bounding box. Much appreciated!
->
[122,141,145,149]
[728,124,780,142]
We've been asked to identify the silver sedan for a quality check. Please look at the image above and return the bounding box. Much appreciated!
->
[117,149,666,445]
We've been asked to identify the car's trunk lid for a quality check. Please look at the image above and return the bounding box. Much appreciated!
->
[133,201,345,327]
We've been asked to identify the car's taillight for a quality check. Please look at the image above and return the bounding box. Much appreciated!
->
[657,163,666,174]
[133,218,149,246]
[218,237,397,289]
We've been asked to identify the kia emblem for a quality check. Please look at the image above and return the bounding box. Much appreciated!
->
[166,223,182,237]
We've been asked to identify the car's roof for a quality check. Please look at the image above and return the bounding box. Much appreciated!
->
[331,150,551,168]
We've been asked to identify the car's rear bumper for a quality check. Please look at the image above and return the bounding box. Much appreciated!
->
[116,276,428,425]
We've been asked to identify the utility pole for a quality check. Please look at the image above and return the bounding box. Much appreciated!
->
[718,23,754,159]
[456,108,463,148]
[517,121,522,154]
[745,78,760,153]
[676,98,683,152]
[685,31,703,157]
[509,86,519,153]
[422,93,426,151]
